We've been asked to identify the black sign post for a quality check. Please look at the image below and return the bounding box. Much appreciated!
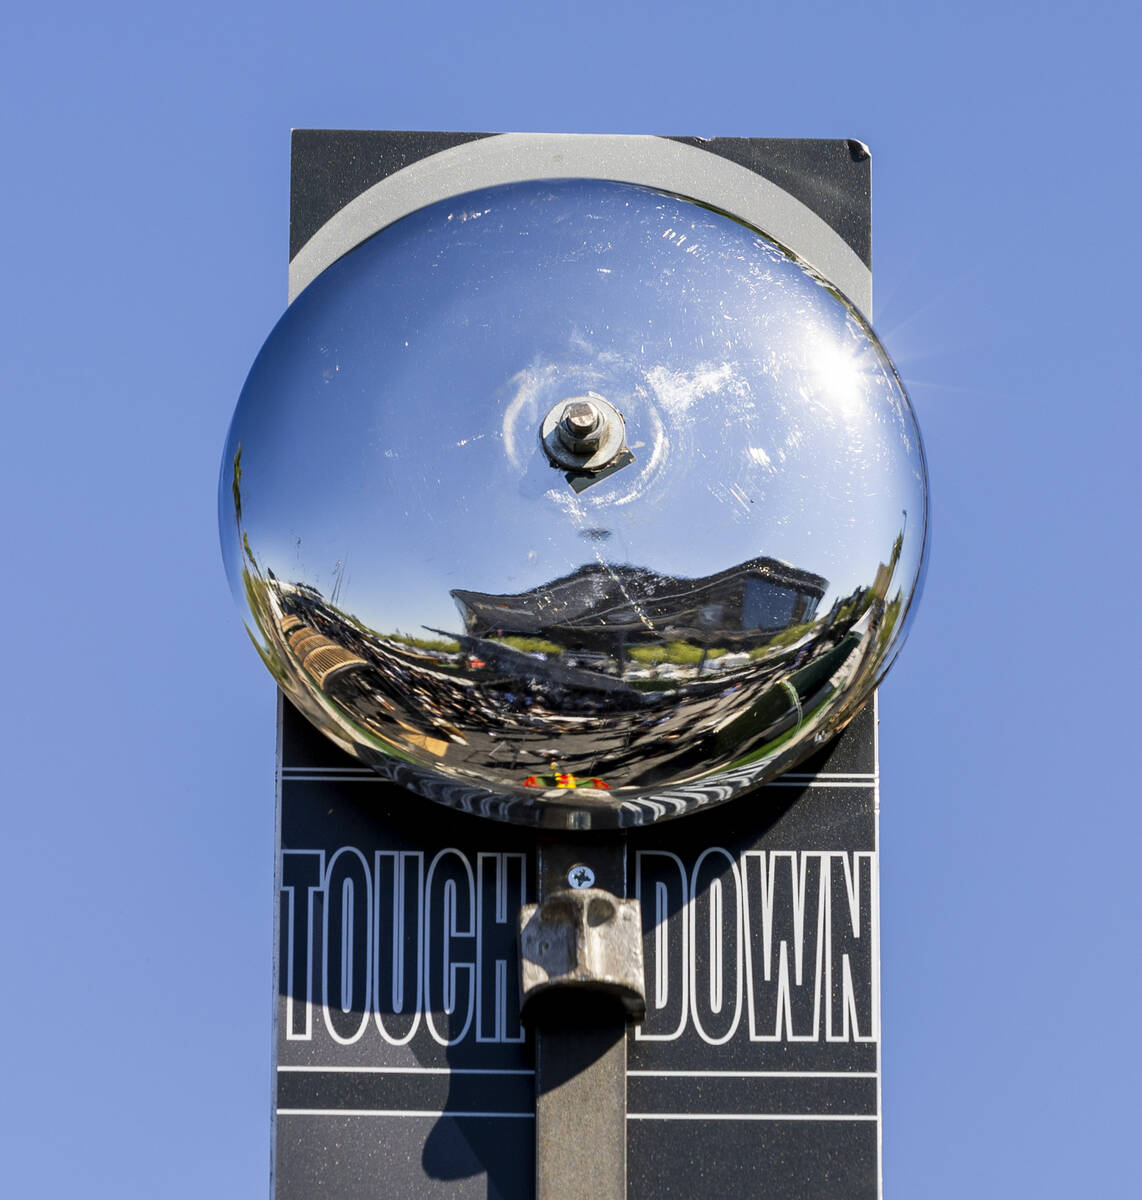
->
[272,131,881,1199]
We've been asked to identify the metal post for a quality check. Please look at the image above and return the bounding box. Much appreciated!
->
[525,838,641,1200]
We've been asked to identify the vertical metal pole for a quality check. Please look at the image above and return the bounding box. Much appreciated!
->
[536,1025,628,1199]
[532,838,631,1200]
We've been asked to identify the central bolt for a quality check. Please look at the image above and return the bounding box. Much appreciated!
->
[558,400,602,451]
[539,393,630,478]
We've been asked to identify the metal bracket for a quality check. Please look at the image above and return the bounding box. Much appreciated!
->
[520,888,646,1021]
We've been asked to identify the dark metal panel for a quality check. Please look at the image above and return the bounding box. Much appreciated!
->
[276,699,879,1197]
[669,136,872,267]
[289,129,492,260]
[289,130,871,267]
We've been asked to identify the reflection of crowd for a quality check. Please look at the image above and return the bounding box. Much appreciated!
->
[265,577,883,789]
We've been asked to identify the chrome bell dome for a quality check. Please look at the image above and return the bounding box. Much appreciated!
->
[220,178,927,829]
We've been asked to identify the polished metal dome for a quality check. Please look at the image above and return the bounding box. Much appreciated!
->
[220,178,927,829]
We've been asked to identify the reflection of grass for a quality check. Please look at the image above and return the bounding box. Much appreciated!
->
[239,568,291,685]
[496,636,563,656]
[386,632,461,654]
[246,624,289,686]
[629,641,725,666]
[766,621,816,648]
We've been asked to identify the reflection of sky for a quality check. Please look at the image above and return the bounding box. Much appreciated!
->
[222,179,926,638]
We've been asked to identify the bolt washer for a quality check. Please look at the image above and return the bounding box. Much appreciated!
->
[540,393,628,473]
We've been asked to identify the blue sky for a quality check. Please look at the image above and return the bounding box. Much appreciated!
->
[2,1,1139,1196]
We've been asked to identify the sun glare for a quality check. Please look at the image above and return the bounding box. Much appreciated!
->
[806,331,870,417]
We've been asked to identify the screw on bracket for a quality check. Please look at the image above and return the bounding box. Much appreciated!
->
[567,864,595,889]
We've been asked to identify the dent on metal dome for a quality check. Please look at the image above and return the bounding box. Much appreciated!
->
[220,178,928,829]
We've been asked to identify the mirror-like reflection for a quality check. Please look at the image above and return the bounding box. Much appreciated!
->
[220,179,927,828]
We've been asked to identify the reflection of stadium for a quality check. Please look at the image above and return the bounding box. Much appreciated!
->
[250,554,880,792]
[451,558,828,650]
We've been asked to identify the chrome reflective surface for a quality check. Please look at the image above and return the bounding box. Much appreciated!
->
[220,179,927,829]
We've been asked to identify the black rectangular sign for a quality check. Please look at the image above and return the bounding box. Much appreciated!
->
[274,130,880,1198]
[275,700,880,1199]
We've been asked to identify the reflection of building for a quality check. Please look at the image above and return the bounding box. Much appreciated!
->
[256,571,873,792]
[280,614,368,688]
[451,558,828,650]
